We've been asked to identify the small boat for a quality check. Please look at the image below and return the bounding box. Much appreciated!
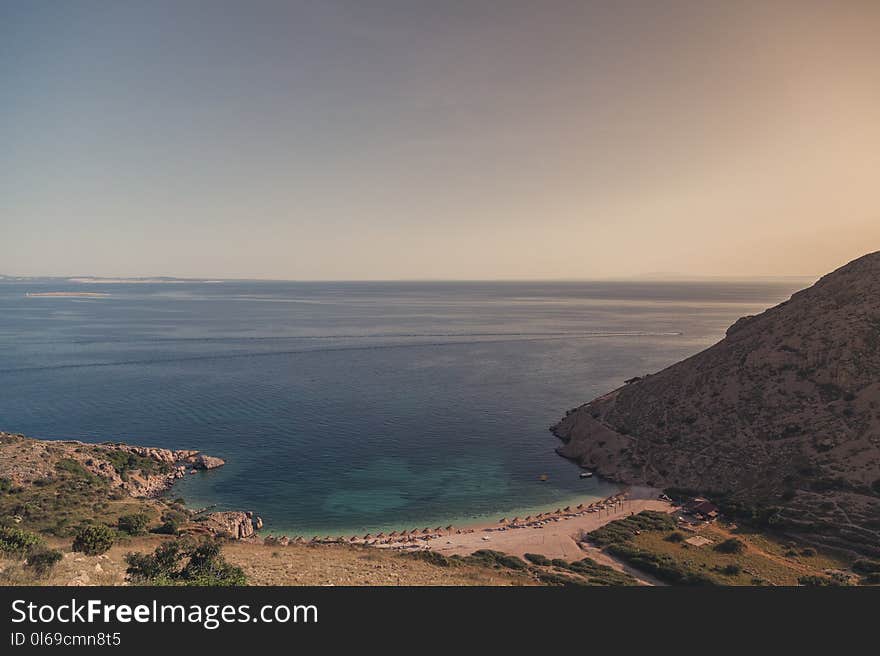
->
[579,471,593,479]
[539,474,548,482]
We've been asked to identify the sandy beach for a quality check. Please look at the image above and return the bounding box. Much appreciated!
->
[380,487,673,584]
[416,492,671,560]
[276,487,675,584]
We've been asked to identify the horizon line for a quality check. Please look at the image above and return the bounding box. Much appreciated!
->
[1,273,820,284]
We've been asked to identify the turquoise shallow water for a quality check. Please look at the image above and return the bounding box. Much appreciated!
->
[0,279,804,536]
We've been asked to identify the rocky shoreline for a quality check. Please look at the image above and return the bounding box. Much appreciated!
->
[0,431,226,497]
[0,431,263,541]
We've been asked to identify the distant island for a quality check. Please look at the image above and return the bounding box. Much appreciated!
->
[1,275,223,284]
[25,292,111,298]
[68,277,224,284]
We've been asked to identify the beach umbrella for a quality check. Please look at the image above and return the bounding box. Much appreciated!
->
[445,525,453,531]
[422,528,431,534]
[499,518,508,523]
[376,532,385,538]
[363,534,371,540]
[577,504,584,510]
[434,526,442,532]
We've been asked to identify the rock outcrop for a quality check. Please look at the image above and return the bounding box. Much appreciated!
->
[0,433,257,539]
[188,454,226,470]
[552,252,880,555]
[199,512,257,539]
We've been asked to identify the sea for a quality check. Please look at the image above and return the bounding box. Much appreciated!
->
[0,278,807,536]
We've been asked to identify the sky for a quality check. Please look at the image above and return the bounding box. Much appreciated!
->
[2,1,879,280]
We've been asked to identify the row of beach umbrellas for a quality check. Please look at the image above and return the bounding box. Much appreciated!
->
[268,496,624,545]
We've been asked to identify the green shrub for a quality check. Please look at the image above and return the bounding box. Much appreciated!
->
[800,547,817,557]
[535,570,582,586]
[466,549,527,570]
[524,553,551,566]
[55,458,97,482]
[118,513,150,536]
[125,539,246,586]
[565,557,638,585]
[125,546,174,582]
[72,525,115,556]
[408,550,455,567]
[101,450,170,481]
[607,544,717,586]
[0,526,44,558]
[714,538,745,554]
[496,554,527,570]
[721,564,741,576]
[154,520,180,535]
[665,531,685,543]
[798,575,840,586]
[588,511,677,546]
[153,509,188,535]
[25,549,63,576]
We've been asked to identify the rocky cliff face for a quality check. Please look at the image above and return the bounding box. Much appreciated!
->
[552,252,880,555]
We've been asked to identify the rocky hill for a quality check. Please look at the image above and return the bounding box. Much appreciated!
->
[552,252,880,555]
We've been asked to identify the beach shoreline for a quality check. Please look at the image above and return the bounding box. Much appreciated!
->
[262,486,675,581]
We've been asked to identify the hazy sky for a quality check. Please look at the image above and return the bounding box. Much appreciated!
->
[2,1,879,279]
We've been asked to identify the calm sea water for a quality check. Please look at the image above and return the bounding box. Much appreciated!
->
[0,279,806,536]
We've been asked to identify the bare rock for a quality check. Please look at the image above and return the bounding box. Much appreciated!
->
[190,454,226,470]
[201,511,255,539]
